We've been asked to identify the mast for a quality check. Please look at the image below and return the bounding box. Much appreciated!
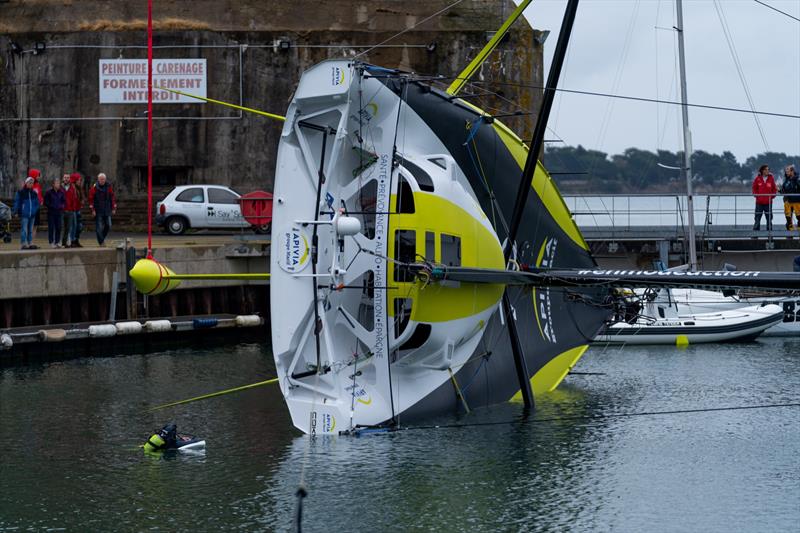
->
[502,0,580,408]
[675,0,698,271]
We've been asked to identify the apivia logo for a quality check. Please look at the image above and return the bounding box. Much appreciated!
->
[279,225,311,273]
[534,237,558,343]
[331,66,345,86]
[310,411,336,434]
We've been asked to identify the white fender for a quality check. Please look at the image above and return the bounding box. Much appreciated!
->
[144,320,173,333]
[235,315,262,327]
[115,321,143,335]
[88,324,117,338]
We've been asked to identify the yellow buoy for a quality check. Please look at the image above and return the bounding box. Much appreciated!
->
[129,258,181,295]
[675,334,690,347]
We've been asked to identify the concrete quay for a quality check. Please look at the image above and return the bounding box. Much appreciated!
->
[0,232,270,329]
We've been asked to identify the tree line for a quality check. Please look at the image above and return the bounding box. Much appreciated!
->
[544,145,800,193]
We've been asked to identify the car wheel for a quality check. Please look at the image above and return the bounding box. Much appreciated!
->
[253,223,271,234]
[166,216,188,235]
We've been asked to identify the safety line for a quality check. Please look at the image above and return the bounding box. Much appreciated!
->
[398,402,800,432]
[371,71,800,119]
[148,377,279,411]
[160,88,285,121]
[468,82,800,120]
[753,0,800,22]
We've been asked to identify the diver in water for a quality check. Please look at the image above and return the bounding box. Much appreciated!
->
[143,423,178,452]
[143,423,205,454]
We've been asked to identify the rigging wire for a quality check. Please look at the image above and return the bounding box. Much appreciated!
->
[466,81,800,120]
[752,0,800,22]
[712,0,771,151]
[353,0,466,59]
[372,71,799,119]
[397,402,800,432]
[592,0,642,158]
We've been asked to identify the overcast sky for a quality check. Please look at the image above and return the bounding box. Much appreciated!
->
[514,0,800,163]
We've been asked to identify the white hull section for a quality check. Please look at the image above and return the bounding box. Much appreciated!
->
[595,304,784,345]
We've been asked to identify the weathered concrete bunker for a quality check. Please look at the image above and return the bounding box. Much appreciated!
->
[0,0,544,199]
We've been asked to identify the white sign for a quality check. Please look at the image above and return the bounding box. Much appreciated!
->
[98,59,207,104]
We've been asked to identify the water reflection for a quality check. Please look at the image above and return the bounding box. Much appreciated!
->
[1,339,798,531]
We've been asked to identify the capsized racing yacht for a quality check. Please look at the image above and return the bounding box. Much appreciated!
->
[268,60,800,434]
[270,59,609,434]
[129,3,800,436]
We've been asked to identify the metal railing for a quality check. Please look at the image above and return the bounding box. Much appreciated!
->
[563,193,791,231]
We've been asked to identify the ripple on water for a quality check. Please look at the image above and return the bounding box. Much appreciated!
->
[0,338,798,531]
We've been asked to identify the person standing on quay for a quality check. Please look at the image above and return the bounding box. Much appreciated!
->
[44,176,66,248]
[28,168,44,241]
[12,177,40,250]
[89,172,117,246]
[780,164,799,231]
[71,172,85,247]
[752,164,776,231]
[62,176,81,247]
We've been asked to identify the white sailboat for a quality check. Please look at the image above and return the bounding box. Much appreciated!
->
[595,287,783,344]
[670,288,800,337]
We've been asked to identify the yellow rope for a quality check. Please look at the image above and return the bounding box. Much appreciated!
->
[164,273,270,280]
[148,377,279,411]
[161,87,286,122]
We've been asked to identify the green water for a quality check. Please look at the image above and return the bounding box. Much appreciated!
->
[1,339,798,532]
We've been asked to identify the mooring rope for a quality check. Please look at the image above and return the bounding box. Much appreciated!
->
[396,402,800,432]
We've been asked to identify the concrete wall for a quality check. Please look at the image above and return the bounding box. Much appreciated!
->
[0,0,543,197]
[0,244,268,299]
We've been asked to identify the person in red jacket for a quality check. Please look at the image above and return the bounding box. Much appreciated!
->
[28,168,44,241]
[62,176,81,247]
[70,172,85,247]
[752,164,777,231]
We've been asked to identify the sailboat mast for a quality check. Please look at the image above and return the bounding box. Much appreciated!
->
[675,0,698,271]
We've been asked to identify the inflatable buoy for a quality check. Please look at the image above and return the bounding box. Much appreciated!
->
[192,318,218,329]
[235,315,262,327]
[115,321,143,335]
[38,329,67,342]
[89,324,117,338]
[129,258,181,295]
[144,320,172,333]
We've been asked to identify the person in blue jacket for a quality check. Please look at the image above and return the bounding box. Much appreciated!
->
[12,177,41,250]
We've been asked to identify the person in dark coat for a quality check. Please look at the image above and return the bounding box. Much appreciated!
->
[88,172,117,246]
[12,177,40,249]
[43,176,67,248]
[752,164,777,231]
[780,165,799,231]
